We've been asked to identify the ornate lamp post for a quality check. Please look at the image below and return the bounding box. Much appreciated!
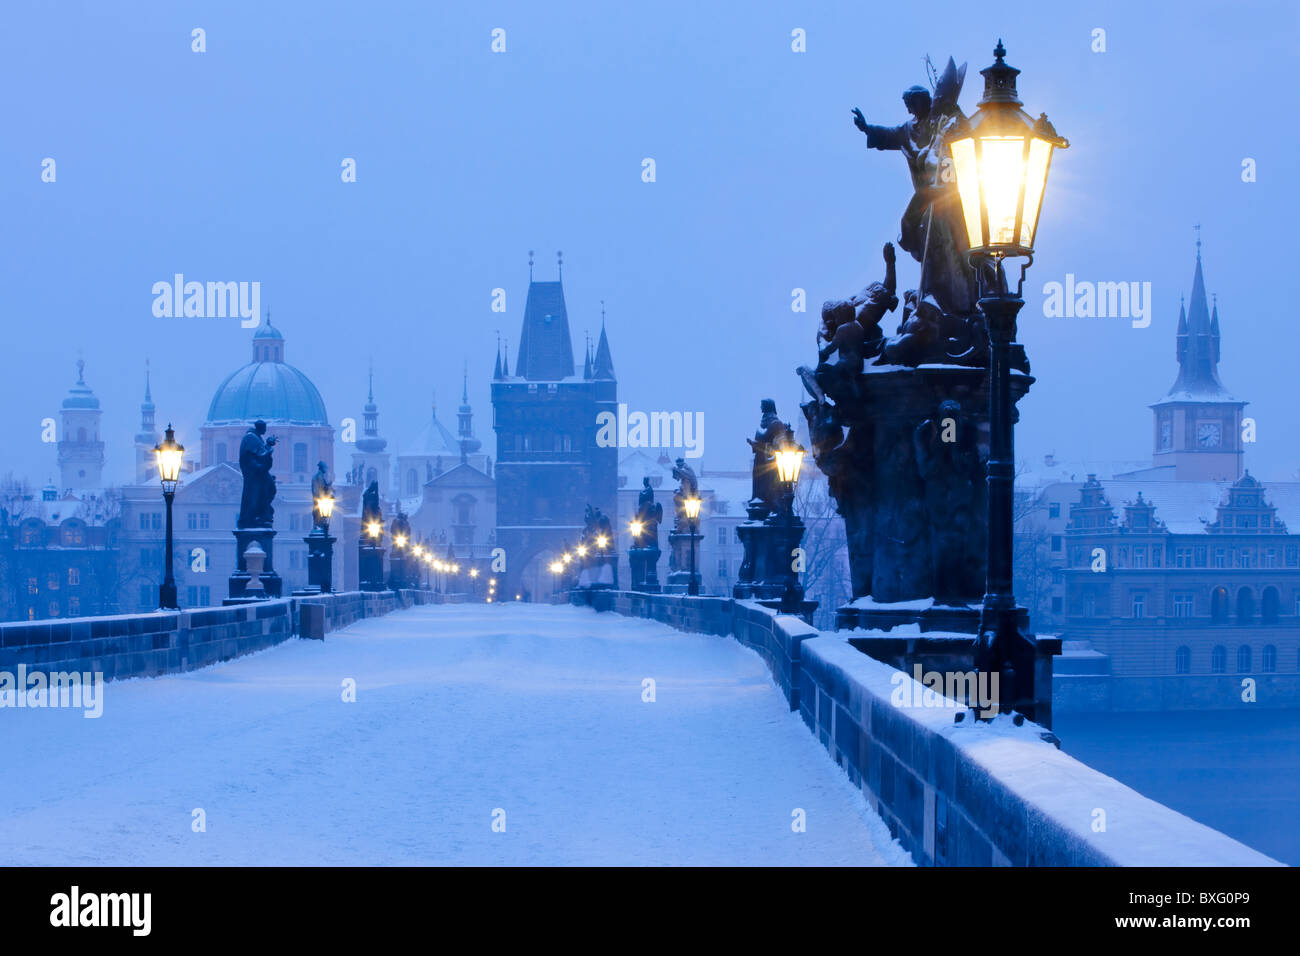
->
[949,39,1067,723]
[305,488,336,593]
[683,495,702,595]
[153,424,184,610]
[773,435,806,612]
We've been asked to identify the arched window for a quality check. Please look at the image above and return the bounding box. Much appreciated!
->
[1211,645,1227,674]
[406,469,418,496]
[215,442,227,463]
[1263,645,1277,674]
[1210,587,1228,623]
[1236,587,1254,623]
[292,442,308,474]
[1236,645,1252,673]
[1175,646,1190,675]
[1261,587,1280,624]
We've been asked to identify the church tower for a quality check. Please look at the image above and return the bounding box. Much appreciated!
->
[133,361,160,485]
[57,359,105,493]
[1150,236,1246,480]
[457,366,483,465]
[351,366,391,490]
[492,252,617,599]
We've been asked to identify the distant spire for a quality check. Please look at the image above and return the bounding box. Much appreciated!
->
[528,249,534,282]
[367,361,374,403]
[1194,222,1202,258]
[144,358,152,404]
[593,306,615,380]
[1166,234,1229,399]
[76,358,85,385]
[462,360,469,403]
[557,249,563,280]
[493,332,503,380]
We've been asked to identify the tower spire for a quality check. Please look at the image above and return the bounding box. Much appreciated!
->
[528,249,534,282]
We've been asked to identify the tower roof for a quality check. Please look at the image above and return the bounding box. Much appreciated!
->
[1160,240,1235,403]
[62,360,100,410]
[593,321,615,380]
[515,279,575,381]
[205,320,330,425]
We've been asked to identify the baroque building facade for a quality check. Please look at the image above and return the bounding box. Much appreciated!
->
[1020,245,1300,710]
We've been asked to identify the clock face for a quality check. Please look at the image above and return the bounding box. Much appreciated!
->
[1197,422,1222,448]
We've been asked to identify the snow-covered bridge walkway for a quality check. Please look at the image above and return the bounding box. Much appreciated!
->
[0,603,909,865]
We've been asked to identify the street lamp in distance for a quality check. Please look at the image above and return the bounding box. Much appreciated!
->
[683,495,702,596]
[153,424,184,610]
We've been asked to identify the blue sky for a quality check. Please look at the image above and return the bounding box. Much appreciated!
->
[2,0,1296,483]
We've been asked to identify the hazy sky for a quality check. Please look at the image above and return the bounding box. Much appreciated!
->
[2,0,1297,485]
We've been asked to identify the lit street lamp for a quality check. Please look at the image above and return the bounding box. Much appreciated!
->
[683,495,702,596]
[153,424,184,610]
[774,434,806,612]
[949,40,1067,723]
[304,486,337,594]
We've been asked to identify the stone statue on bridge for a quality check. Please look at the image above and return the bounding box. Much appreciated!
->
[310,461,332,531]
[237,420,278,529]
[636,477,663,549]
[671,458,699,531]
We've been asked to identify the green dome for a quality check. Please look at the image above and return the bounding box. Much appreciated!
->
[206,361,329,426]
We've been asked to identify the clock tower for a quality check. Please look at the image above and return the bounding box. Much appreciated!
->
[1150,239,1246,480]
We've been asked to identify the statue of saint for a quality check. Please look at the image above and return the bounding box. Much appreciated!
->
[390,509,411,542]
[635,477,663,549]
[237,420,278,529]
[851,58,981,317]
[310,461,332,530]
[361,480,383,534]
[745,400,791,518]
[671,458,699,530]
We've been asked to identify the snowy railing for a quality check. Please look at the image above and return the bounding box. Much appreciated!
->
[581,589,1280,867]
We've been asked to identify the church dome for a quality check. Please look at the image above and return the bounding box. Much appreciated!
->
[205,317,330,426]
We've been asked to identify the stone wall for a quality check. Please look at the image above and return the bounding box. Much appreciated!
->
[0,589,438,682]
[585,588,1279,866]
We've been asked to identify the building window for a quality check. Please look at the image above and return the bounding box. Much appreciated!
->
[1050,535,1062,553]
[717,526,728,546]
[1194,545,1208,567]
[1173,593,1194,617]
[1211,645,1226,674]
[1175,547,1192,568]
[216,442,228,463]
[1237,587,1254,623]
[406,469,418,495]
[1236,549,1253,569]
[187,511,197,530]
[48,602,60,617]
[1131,593,1145,618]
[68,597,80,615]
[1213,548,1227,569]
[139,584,153,609]
[1286,545,1300,568]
[186,586,199,605]
[293,443,308,474]
[47,573,60,591]
[200,586,210,605]
[1175,646,1190,675]
[62,523,84,546]
[1151,548,1162,568]
[1133,549,1146,568]
[1237,645,1252,674]
[1265,548,1278,568]
[717,559,728,578]
[1210,587,1229,622]
[1262,587,1280,624]
[27,577,38,595]
[1048,502,1060,519]
[1263,645,1277,674]
[68,567,80,586]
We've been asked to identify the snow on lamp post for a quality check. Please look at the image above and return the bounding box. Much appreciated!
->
[949,39,1067,725]
[153,424,184,610]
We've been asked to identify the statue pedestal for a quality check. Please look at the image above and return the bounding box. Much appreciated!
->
[733,515,804,601]
[804,363,1031,629]
[359,544,386,592]
[388,553,408,591]
[293,530,335,596]
[629,547,662,592]
[667,530,701,592]
[226,528,282,602]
